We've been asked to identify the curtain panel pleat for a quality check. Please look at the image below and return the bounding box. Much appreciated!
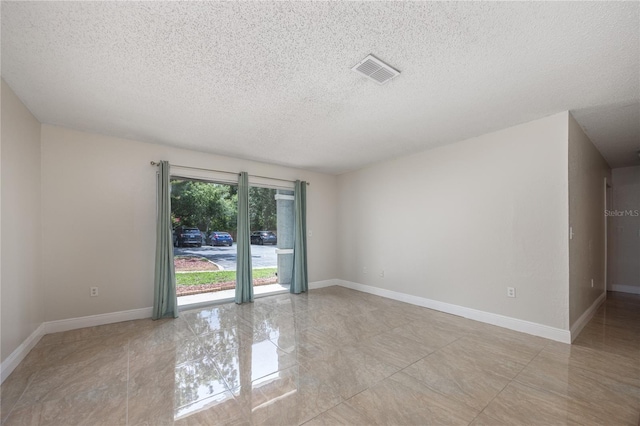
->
[235,171,253,303]
[291,180,308,294]
[153,161,178,319]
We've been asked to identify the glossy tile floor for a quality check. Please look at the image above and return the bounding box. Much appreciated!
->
[2,288,639,425]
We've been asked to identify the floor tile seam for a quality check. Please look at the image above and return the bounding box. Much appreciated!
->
[208,360,246,396]
[359,358,404,392]
[504,344,550,396]
[291,392,347,426]
[226,385,259,424]
[174,386,232,412]
[464,337,549,424]
[294,346,402,401]
[354,363,484,424]
[31,338,61,347]
[38,334,122,350]
[198,339,237,361]
[514,348,640,396]
[404,366,500,418]
[571,344,640,362]
[302,325,342,344]
[193,326,252,342]
[6,363,57,412]
[579,323,640,338]
[214,340,299,390]
[394,335,477,405]
[58,329,137,346]
[265,335,298,355]
[513,370,640,413]
[331,385,379,423]
[395,341,503,420]
[397,334,463,373]
[173,343,228,367]
[512,343,640,419]
[183,317,202,338]
[424,344,531,383]
[510,337,548,378]
[350,326,398,345]
[388,327,467,351]
[1,373,34,426]
[587,323,640,333]
[126,340,130,426]
[591,313,640,320]
[464,378,511,426]
[10,372,130,416]
[536,348,640,381]
[508,379,629,425]
[26,346,132,376]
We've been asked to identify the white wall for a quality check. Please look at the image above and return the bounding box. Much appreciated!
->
[568,114,611,326]
[610,166,640,293]
[1,80,43,362]
[40,125,338,322]
[337,113,570,330]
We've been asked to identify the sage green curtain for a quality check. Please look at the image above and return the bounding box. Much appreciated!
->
[153,161,178,319]
[235,171,253,304]
[291,180,308,294]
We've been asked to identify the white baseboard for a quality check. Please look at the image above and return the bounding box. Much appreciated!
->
[1,323,45,384]
[309,279,340,289]
[2,307,153,384]
[3,279,577,384]
[44,307,153,334]
[2,281,338,383]
[334,280,572,344]
[570,292,606,342]
[611,284,640,295]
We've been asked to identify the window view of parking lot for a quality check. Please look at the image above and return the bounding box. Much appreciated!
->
[171,178,283,298]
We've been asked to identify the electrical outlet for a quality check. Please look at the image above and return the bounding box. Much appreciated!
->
[507,287,516,298]
[379,270,385,278]
[308,230,313,237]
[90,287,99,297]
[591,278,594,288]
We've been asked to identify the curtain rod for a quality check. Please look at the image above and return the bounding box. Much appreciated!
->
[150,161,309,185]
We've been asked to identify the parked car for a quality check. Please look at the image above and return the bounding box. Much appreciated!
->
[209,231,234,247]
[250,231,277,245]
[174,227,202,247]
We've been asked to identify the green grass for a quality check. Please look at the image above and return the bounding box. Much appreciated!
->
[176,268,277,286]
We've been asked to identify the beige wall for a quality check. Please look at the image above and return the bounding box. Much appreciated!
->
[4,88,613,356]
[337,113,571,330]
[610,166,640,292]
[568,114,611,326]
[1,80,43,362]
[40,125,338,321]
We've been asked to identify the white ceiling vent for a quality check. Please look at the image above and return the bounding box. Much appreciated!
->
[351,54,400,85]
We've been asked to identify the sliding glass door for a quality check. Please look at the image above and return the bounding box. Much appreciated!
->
[248,187,294,291]
[171,178,238,298]
[170,177,294,301]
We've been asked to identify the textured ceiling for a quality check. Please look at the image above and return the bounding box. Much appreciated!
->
[2,1,639,174]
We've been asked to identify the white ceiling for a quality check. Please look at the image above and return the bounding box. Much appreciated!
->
[2,1,638,174]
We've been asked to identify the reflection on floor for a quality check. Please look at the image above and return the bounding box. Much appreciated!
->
[177,283,290,309]
[1,289,639,425]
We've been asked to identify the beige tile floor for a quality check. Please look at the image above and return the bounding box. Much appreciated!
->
[1,287,639,425]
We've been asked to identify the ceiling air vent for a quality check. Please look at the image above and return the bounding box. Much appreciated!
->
[351,54,400,85]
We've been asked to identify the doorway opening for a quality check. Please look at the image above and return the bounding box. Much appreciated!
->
[171,177,294,307]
